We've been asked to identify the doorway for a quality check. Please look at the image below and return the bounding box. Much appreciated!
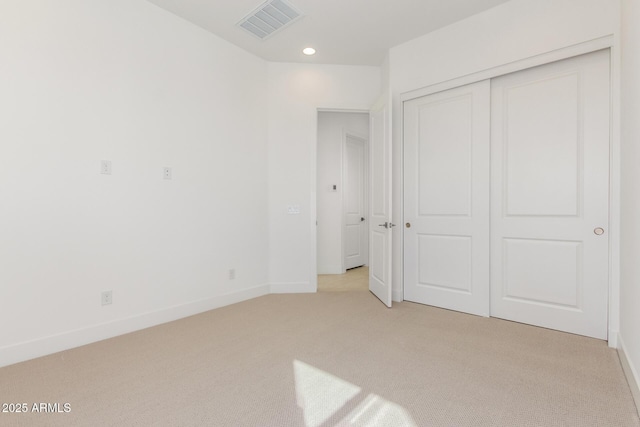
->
[317,266,369,292]
[316,111,370,276]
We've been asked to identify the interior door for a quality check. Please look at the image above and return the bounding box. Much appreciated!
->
[369,99,393,307]
[404,80,491,316]
[344,134,367,270]
[490,50,610,339]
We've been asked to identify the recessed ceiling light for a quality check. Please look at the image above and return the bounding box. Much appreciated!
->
[303,47,316,56]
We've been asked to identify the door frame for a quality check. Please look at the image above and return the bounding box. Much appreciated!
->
[342,130,369,272]
[314,109,371,277]
[397,35,621,347]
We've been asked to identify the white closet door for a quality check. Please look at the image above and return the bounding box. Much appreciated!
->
[404,80,491,316]
[490,50,610,339]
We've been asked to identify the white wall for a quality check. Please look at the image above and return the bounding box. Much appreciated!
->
[620,0,640,406]
[267,64,380,292]
[0,0,269,367]
[317,112,370,274]
[388,0,620,305]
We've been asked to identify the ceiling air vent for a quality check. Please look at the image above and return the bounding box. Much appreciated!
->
[237,0,303,40]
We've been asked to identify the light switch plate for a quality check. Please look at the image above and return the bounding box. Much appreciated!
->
[287,205,301,214]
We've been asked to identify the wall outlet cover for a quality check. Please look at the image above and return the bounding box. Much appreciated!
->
[100,160,112,175]
[163,167,172,180]
[101,290,112,306]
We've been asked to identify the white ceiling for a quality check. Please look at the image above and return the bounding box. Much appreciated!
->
[145,0,513,66]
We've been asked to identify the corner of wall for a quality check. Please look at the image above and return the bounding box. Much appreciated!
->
[609,330,619,348]
[392,289,403,303]
[618,333,640,416]
[269,282,316,294]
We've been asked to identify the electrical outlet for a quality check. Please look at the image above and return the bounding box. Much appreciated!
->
[101,160,112,175]
[229,269,235,280]
[101,290,112,306]
[163,167,172,180]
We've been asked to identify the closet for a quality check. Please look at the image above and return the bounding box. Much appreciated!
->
[403,49,610,339]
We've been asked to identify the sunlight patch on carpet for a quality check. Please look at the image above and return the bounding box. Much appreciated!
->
[294,359,417,427]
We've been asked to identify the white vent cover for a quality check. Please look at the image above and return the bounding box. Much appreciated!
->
[237,0,303,40]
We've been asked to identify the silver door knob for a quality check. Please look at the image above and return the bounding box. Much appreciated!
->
[378,222,389,228]
[594,227,605,236]
[406,222,411,228]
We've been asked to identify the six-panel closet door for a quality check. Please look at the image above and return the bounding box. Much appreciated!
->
[403,49,610,339]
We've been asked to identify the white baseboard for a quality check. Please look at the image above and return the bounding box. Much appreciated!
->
[269,282,316,294]
[0,284,270,368]
[392,289,403,302]
[618,333,640,415]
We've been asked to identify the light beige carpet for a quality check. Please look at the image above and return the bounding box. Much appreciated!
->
[1,273,638,426]
[318,266,369,292]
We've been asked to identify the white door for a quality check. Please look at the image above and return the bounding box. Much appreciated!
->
[344,134,367,270]
[369,101,393,307]
[490,50,610,339]
[404,81,491,316]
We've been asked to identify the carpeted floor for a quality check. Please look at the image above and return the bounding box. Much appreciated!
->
[318,266,369,292]
[1,269,638,426]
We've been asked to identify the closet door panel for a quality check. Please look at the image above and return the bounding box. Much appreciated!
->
[404,80,491,317]
[490,50,610,339]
